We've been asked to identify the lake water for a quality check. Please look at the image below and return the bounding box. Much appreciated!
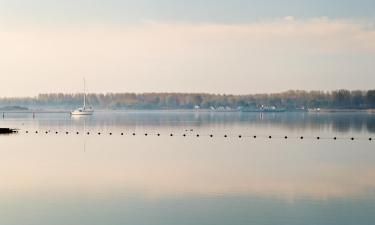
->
[1,111,375,225]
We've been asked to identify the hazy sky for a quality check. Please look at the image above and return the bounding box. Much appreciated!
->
[0,0,375,96]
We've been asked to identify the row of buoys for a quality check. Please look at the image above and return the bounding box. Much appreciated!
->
[22,130,373,141]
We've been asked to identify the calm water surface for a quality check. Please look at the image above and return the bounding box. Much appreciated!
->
[1,111,375,225]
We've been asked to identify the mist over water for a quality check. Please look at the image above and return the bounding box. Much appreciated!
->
[1,111,375,225]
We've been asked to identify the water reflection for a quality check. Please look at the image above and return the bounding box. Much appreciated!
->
[2,111,374,134]
[1,112,375,225]
[1,135,375,199]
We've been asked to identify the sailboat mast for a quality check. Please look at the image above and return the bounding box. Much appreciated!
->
[83,78,86,108]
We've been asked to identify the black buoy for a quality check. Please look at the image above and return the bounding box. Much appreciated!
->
[370,138,372,141]
[284,136,288,139]
[66,132,69,134]
[351,137,354,141]
[238,135,242,138]
[317,137,320,140]
[224,135,227,138]
[334,137,337,140]
[109,133,112,135]
[87,132,90,135]
[300,136,304,139]
[35,131,38,134]
[170,134,173,137]
[183,134,186,137]
[121,133,124,136]
[76,132,79,134]
[98,132,101,135]
[253,135,257,138]
[145,133,148,136]
[133,133,136,136]
[26,131,29,133]
[55,131,58,134]
[210,134,213,138]
[269,136,272,139]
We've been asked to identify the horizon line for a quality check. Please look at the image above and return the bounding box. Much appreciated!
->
[1,89,374,99]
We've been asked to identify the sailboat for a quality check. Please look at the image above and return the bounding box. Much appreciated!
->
[71,79,94,116]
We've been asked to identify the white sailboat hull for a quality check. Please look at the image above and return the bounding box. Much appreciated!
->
[71,109,94,116]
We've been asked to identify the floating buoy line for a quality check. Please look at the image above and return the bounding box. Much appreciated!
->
[18,130,374,142]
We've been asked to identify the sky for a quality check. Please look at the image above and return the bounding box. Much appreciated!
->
[0,0,375,96]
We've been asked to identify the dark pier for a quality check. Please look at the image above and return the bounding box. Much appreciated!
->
[0,128,18,134]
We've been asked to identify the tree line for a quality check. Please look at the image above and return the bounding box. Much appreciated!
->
[1,90,375,110]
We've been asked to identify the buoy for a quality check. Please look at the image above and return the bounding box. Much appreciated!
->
[183,134,186,137]
[76,132,79,134]
[284,136,288,139]
[253,135,257,138]
[238,135,242,138]
[26,131,29,133]
[98,132,101,135]
[370,138,372,141]
[317,137,320,140]
[35,131,38,134]
[133,133,136,136]
[224,135,227,138]
[351,137,354,140]
[109,133,112,135]
[55,131,58,134]
[210,134,213,138]
[66,132,69,134]
[170,134,173,136]
[300,136,304,139]
[334,137,337,140]
[87,132,90,135]
[121,133,124,135]
[269,136,272,139]
[145,133,148,136]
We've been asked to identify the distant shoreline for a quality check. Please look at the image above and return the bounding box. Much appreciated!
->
[1,90,375,111]
[308,109,375,113]
[0,106,29,111]
[1,108,375,114]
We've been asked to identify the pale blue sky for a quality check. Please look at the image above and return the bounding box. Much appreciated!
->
[0,1,374,96]
[1,0,375,24]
